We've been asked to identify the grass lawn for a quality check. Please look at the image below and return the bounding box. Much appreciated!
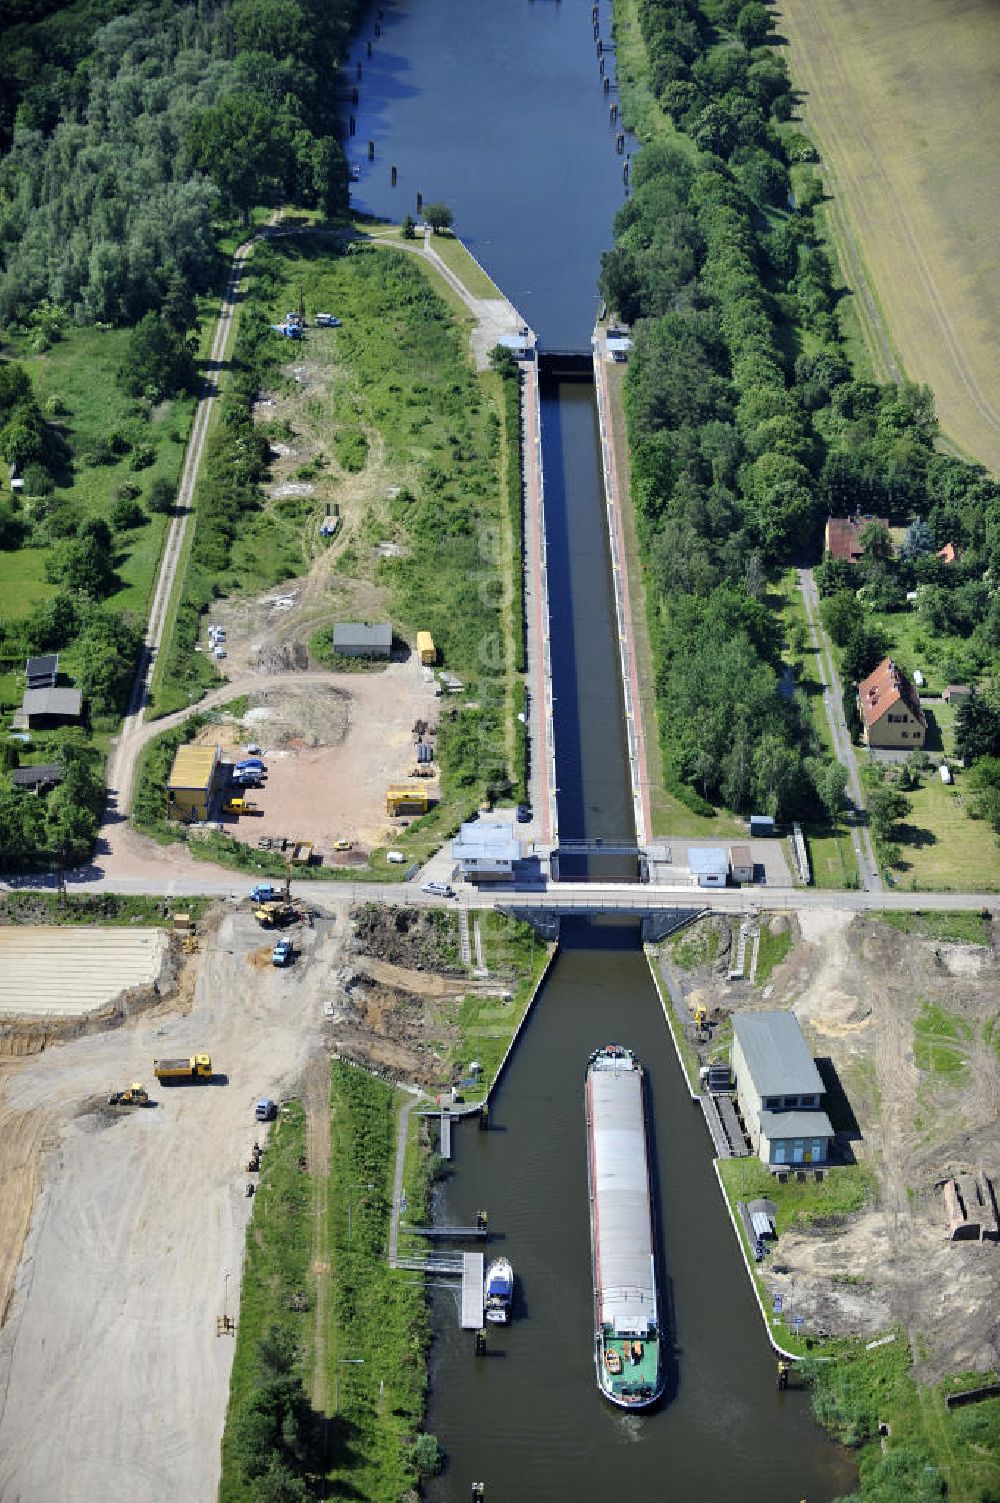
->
[913,999,973,1082]
[0,548,54,618]
[613,0,693,144]
[885,769,1000,891]
[804,822,860,889]
[876,910,991,944]
[755,925,793,986]
[448,914,552,1104]
[425,232,501,299]
[778,0,1000,475]
[869,606,975,701]
[773,569,835,759]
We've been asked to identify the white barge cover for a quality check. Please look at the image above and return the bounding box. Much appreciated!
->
[589,1061,658,1338]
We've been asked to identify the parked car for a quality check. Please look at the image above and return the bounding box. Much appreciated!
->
[516,803,532,823]
[250,883,277,903]
[255,1097,277,1121]
[422,881,454,898]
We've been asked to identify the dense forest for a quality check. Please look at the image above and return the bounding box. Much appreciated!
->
[608,0,1000,822]
[0,0,363,327]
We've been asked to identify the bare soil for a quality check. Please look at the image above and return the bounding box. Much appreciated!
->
[665,908,1000,1380]
[191,667,438,859]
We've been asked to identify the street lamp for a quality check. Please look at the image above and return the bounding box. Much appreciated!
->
[333,1357,364,1413]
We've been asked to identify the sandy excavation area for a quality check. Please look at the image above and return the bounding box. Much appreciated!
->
[0,927,169,1017]
[662,908,1000,1380]
[0,905,344,1503]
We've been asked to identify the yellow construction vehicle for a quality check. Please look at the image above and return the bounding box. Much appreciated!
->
[154,1053,213,1083]
[691,1004,709,1030]
[108,1082,151,1107]
[223,796,258,815]
[254,900,297,927]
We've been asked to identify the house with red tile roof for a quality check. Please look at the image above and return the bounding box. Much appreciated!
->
[858,658,926,749]
[824,515,890,563]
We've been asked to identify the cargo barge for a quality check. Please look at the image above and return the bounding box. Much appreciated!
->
[585,1043,664,1409]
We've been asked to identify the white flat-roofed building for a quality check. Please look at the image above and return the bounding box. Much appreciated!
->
[451,821,520,881]
[688,846,729,887]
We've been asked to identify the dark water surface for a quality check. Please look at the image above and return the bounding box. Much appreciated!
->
[343,4,856,1497]
[427,933,856,1502]
[345,0,633,347]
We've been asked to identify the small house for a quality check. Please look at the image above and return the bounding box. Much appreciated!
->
[452,820,520,882]
[16,687,82,730]
[731,1011,834,1168]
[332,622,392,659]
[688,847,729,888]
[858,658,926,750]
[942,684,972,706]
[416,631,436,666]
[824,514,890,564]
[25,654,58,690]
[10,764,64,795]
[729,845,754,884]
[748,814,774,838]
[167,744,221,823]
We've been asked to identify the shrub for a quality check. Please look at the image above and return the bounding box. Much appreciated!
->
[147,477,176,514]
[110,496,147,531]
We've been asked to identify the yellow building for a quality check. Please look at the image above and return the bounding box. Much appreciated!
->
[386,786,431,816]
[416,630,436,666]
[858,658,926,750]
[167,744,221,821]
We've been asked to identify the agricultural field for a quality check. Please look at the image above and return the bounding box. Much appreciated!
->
[777,0,1000,473]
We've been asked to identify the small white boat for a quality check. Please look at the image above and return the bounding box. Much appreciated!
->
[484,1256,514,1324]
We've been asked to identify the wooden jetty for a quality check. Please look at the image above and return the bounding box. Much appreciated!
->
[461,1252,485,1329]
[404,1224,488,1239]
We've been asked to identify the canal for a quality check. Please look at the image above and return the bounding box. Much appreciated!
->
[344,2,855,1497]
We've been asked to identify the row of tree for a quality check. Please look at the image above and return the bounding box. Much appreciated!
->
[606,0,1000,819]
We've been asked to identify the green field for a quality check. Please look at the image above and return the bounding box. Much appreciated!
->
[913,1000,973,1082]
[805,823,860,890]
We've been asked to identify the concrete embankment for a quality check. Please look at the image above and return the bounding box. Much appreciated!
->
[591,329,653,846]
[520,356,559,850]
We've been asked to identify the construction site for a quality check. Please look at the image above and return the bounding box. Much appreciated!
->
[655,909,1000,1382]
[0,896,525,1501]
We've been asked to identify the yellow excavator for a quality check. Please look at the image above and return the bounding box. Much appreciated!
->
[108,1082,151,1107]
